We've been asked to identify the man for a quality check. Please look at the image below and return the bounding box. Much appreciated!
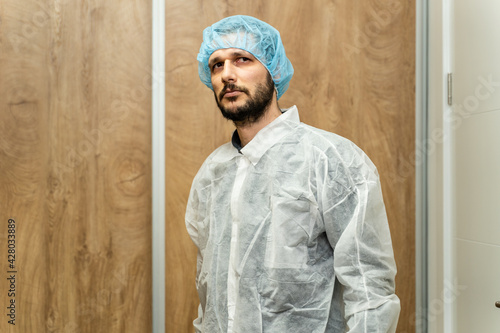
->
[186,15,400,332]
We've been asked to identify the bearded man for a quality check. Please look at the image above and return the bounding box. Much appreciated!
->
[185,15,400,333]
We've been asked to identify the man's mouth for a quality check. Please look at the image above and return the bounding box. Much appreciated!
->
[220,84,247,100]
[223,89,241,98]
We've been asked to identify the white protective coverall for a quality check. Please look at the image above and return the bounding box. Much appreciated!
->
[185,106,400,332]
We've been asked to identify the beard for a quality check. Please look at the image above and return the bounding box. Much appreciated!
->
[214,73,275,126]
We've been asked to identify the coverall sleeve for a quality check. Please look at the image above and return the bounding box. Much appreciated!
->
[185,177,206,333]
[323,152,400,332]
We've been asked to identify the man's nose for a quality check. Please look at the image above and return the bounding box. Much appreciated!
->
[221,61,236,83]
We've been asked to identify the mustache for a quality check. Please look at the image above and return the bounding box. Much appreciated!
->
[218,83,249,100]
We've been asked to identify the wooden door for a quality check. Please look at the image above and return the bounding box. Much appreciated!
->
[0,1,152,332]
[165,1,415,332]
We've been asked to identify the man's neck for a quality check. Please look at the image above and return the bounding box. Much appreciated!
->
[235,102,282,148]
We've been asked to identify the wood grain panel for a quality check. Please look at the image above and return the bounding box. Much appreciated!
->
[166,0,415,332]
[0,1,152,332]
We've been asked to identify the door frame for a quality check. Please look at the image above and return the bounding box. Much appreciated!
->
[425,0,455,332]
[152,2,431,332]
[418,0,457,332]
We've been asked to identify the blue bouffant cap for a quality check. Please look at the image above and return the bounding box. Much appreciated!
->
[197,15,294,100]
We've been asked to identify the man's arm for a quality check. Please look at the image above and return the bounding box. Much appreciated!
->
[322,150,400,332]
[185,177,206,333]
[192,280,204,333]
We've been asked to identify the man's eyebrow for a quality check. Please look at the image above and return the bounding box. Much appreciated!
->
[208,56,221,68]
[208,51,254,67]
[230,50,252,58]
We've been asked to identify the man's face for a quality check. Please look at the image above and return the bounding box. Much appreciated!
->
[208,48,274,124]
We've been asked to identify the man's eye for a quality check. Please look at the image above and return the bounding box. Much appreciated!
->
[239,57,251,62]
[212,62,223,71]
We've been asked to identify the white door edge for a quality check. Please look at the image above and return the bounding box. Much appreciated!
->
[427,0,455,332]
[152,0,166,332]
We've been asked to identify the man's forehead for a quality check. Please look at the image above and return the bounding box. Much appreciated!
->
[208,48,255,65]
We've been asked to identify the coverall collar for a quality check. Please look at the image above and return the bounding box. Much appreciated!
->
[236,105,300,166]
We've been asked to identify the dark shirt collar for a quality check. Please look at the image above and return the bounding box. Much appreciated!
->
[231,130,243,152]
